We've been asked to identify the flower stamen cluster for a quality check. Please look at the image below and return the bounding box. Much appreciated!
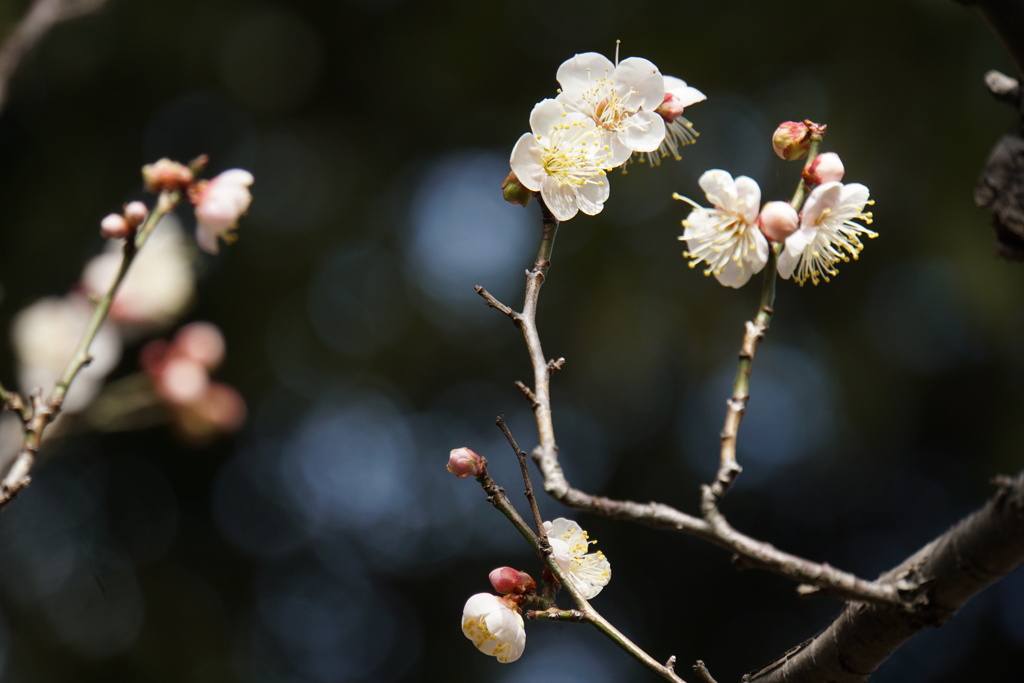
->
[677,127,876,287]
[777,181,876,285]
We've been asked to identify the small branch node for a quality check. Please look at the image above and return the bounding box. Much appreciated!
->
[694,660,720,683]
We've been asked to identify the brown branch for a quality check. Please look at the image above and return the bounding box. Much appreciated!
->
[0,0,107,115]
[485,213,901,608]
[955,0,1024,78]
[744,471,1024,682]
[955,1,1024,257]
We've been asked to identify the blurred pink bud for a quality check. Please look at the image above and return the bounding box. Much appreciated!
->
[772,121,811,161]
[447,447,486,478]
[143,158,194,193]
[175,321,226,370]
[100,213,132,240]
[805,152,845,184]
[157,356,209,405]
[489,567,537,595]
[189,169,254,254]
[179,382,246,440]
[757,201,800,243]
[124,201,149,228]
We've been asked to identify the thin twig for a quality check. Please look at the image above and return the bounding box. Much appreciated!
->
[710,247,779,501]
[496,413,546,541]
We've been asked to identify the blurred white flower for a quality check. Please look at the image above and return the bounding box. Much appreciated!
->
[190,169,254,254]
[461,593,526,663]
[11,295,122,413]
[556,52,666,161]
[80,216,195,338]
[676,169,769,288]
[543,518,611,600]
[777,181,876,285]
[510,99,616,221]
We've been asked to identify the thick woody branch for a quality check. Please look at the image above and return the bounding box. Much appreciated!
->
[744,472,1024,682]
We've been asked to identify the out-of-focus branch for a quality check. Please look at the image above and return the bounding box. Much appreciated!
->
[955,1,1024,257]
[745,471,1024,682]
[0,0,107,115]
[0,190,180,506]
[955,0,1024,78]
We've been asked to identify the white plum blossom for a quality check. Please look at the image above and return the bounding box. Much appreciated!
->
[556,52,666,162]
[510,99,617,221]
[638,75,706,166]
[543,518,611,600]
[676,170,769,288]
[777,181,876,286]
[190,169,254,254]
[461,593,526,663]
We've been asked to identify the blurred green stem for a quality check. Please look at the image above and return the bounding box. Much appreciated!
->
[0,190,181,506]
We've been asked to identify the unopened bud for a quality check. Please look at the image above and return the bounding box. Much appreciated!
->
[489,567,537,595]
[502,172,533,208]
[100,213,132,240]
[655,92,686,123]
[143,158,194,193]
[804,152,845,184]
[772,121,811,161]
[124,201,149,228]
[757,201,799,243]
[447,447,486,478]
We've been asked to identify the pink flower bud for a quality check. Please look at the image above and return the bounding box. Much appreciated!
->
[757,201,799,243]
[804,152,845,184]
[100,213,132,240]
[489,567,537,595]
[176,321,226,370]
[143,158,194,193]
[655,92,686,123]
[502,172,532,208]
[124,201,149,228]
[447,447,486,478]
[772,121,811,161]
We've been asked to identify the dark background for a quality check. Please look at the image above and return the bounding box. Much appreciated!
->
[0,0,1022,681]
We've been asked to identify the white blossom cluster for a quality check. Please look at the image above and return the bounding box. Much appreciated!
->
[510,52,704,221]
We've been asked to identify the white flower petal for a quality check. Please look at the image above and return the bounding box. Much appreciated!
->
[698,169,737,209]
[733,176,762,224]
[510,133,545,191]
[664,76,706,108]
[612,56,665,110]
[540,178,580,221]
[529,98,568,138]
[462,593,526,664]
[556,52,614,101]
[619,110,666,153]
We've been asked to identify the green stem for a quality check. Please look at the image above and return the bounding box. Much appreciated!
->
[48,190,179,408]
[789,129,824,210]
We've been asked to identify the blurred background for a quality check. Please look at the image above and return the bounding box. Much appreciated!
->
[0,0,1021,681]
